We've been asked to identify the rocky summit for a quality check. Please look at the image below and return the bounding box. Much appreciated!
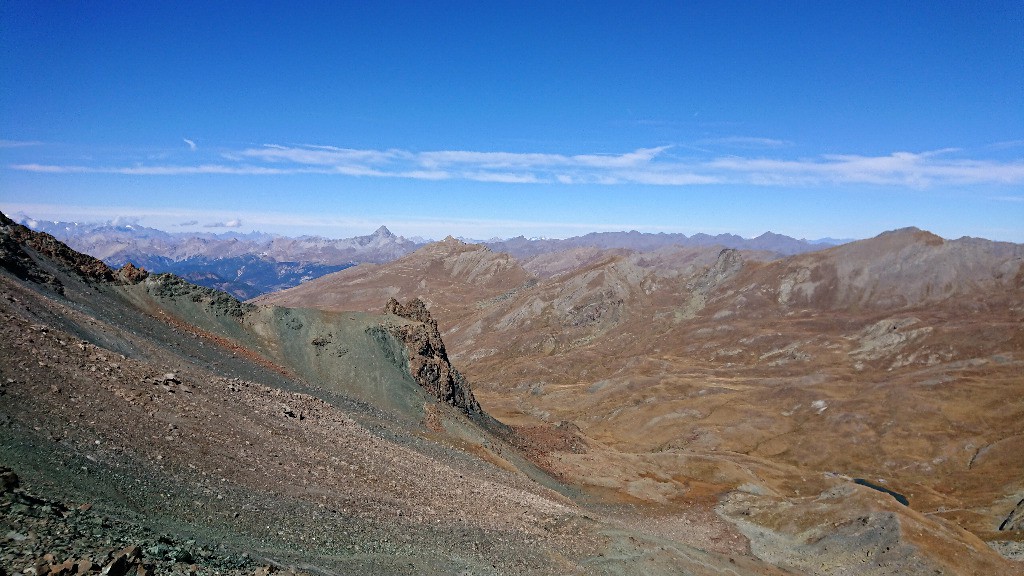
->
[2,210,1023,575]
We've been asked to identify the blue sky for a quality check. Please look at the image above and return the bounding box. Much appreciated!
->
[2,1,1022,241]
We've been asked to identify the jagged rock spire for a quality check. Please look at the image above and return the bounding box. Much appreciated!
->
[383,297,482,414]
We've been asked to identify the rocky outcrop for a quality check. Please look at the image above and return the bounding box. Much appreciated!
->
[144,273,255,317]
[383,297,482,414]
[701,248,744,288]
[0,466,19,493]
[116,262,150,284]
[680,248,744,318]
[848,317,932,362]
[561,290,624,328]
[384,296,433,324]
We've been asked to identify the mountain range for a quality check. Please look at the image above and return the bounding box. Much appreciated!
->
[3,209,1023,575]
[14,217,421,299]
[482,229,846,258]
[15,215,847,299]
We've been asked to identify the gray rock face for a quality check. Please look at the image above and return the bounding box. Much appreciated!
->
[706,248,744,287]
[1000,498,1024,531]
[680,248,745,318]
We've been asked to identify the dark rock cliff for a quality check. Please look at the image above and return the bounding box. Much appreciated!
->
[383,297,482,414]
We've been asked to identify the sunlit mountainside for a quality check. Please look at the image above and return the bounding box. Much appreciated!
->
[4,210,1022,574]
[16,215,847,300]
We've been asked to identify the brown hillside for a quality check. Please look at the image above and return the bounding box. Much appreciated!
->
[6,213,1021,575]
[253,236,534,322]
[5,211,823,575]
[254,226,1024,573]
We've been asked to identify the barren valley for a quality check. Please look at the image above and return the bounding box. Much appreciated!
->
[3,212,1023,575]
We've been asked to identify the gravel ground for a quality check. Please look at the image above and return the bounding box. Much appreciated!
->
[0,272,603,575]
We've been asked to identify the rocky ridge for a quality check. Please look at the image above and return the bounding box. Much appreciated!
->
[483,229,842,258]
[0,212,116,290]
[17,218,421,267]
[382,297,482,414]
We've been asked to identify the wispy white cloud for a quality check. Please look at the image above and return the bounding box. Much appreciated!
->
[225,144,685,184]
[415,146,671,170]
[698,136,794,149]
[204,218,242,228]
[459,171,541,184]
[417,150,562,169]
[398,169,450,181]
[708,150,1024,187]
[108,215,143,226]
[183,138,197,151]
[11,163,319,175]
[615,170,720,186]
[235,144,402,166]
[9,143,1024,188]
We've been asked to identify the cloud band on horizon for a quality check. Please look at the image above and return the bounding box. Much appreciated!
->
[10,144,1024,188]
